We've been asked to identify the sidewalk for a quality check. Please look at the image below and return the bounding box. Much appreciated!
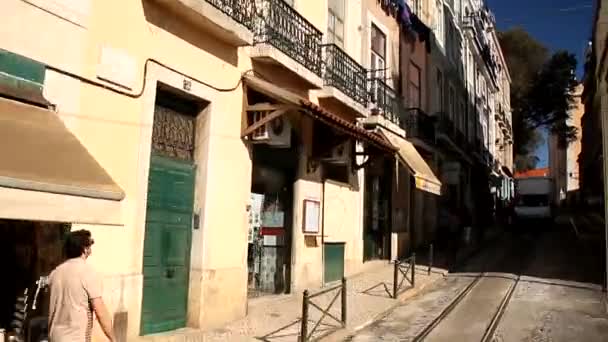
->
[189,261,446,342]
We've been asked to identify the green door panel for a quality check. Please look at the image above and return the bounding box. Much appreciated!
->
[141,155,195,335]
[0,49,45,84]
[324,243,345,284]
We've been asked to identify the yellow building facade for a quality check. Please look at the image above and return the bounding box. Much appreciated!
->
[0,0,444,340]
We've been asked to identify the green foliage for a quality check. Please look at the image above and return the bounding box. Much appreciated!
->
[498,28,578,171]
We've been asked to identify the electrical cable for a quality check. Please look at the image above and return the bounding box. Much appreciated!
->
[46,58,258,99]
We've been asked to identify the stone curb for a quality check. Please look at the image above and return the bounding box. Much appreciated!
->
[320,271,447,341]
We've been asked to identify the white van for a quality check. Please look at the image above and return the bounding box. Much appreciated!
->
[513,177,554,223]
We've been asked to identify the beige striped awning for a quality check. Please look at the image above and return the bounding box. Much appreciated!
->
[0,97,124,224]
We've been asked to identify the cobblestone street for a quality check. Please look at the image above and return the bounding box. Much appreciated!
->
[347,215,608,341]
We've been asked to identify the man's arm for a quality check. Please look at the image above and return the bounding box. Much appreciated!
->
[91,297,115,342]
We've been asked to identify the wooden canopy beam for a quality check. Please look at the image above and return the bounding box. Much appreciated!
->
[241,109,285,138]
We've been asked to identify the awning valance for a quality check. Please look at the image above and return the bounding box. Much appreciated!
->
[242,75,396,153]
[0,97,124,224]
[379,128,442,195]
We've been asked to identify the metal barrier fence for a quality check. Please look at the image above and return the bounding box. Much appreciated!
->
[393,254,416,299]
[300,278,347,341]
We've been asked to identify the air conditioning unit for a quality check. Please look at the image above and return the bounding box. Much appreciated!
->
[250,112,291,148]
[320,140,351,165]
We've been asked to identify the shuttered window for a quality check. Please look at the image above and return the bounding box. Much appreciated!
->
[408,62,421,109]
[327,0,345,47]
[370,24,387,79]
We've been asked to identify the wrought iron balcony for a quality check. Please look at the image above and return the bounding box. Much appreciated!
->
[205,0,256,30]
[368,77,402,126]
[322,44,368,107]
[404,108,435,145]
[254,0,323,77]
[155,0,255,45]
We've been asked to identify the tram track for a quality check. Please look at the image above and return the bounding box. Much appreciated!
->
[412,272,521,342]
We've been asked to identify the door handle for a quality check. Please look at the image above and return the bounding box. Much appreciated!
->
[166,268,175,279]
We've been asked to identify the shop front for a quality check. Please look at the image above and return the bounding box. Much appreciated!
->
[0,96,124,341]
[241,76,396,292]
[377,129,442,256]
[248,144,297,297]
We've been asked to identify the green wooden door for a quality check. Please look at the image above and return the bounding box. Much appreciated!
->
[141,155,195,335]
[323,243,345,284]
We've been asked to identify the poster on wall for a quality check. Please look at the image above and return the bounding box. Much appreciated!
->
[303,199,320,234]
[261,196,284,228]
[248,193,264,243]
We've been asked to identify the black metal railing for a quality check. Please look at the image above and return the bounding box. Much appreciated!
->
[323,44,368,107]
[300,278,347,341]
[205,0,257,30]
[254,0,323,76]
[404,108,435,144]
[369,78,402,125]
[393,254,415,299]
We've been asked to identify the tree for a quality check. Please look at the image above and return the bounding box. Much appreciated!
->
[526,51,579,147]
[498,28,548,165]
[498,28,578,171]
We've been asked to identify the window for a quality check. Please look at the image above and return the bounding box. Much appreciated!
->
[436,2,444,46]
[411,0,421,14]
[328,0,345,47]
[370,24,387,80]
[409,62,421,109]
[323,163,349,184]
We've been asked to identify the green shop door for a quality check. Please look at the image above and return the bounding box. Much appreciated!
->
[141,156,195,335]
[323,243,345,284]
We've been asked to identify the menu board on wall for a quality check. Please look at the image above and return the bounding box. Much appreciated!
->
[302,199,320,234]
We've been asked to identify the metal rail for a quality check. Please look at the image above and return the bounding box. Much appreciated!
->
[412,273,520,342]
[412,273,485,342]
[393,254,416,299]
[300,278,347,341]
[480,275,521,342]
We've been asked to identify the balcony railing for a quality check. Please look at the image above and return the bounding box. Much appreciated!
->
[205,0,257,30]
[369,78,402,126]
[254,0,323,76]
[404,108,435,144]
[323,44,368,107]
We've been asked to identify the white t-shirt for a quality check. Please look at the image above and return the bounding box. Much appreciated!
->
[48,258,102,342]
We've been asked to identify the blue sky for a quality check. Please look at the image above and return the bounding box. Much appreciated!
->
[487,0,593,167]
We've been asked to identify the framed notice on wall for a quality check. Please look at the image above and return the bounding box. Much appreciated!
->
[302,199,320,234]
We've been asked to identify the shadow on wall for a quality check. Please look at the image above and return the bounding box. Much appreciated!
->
[142,0,239,67]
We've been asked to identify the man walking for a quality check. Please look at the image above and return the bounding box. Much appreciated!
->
[48,230,115,342]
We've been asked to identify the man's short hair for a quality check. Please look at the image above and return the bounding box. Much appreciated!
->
[64,230,94,258]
